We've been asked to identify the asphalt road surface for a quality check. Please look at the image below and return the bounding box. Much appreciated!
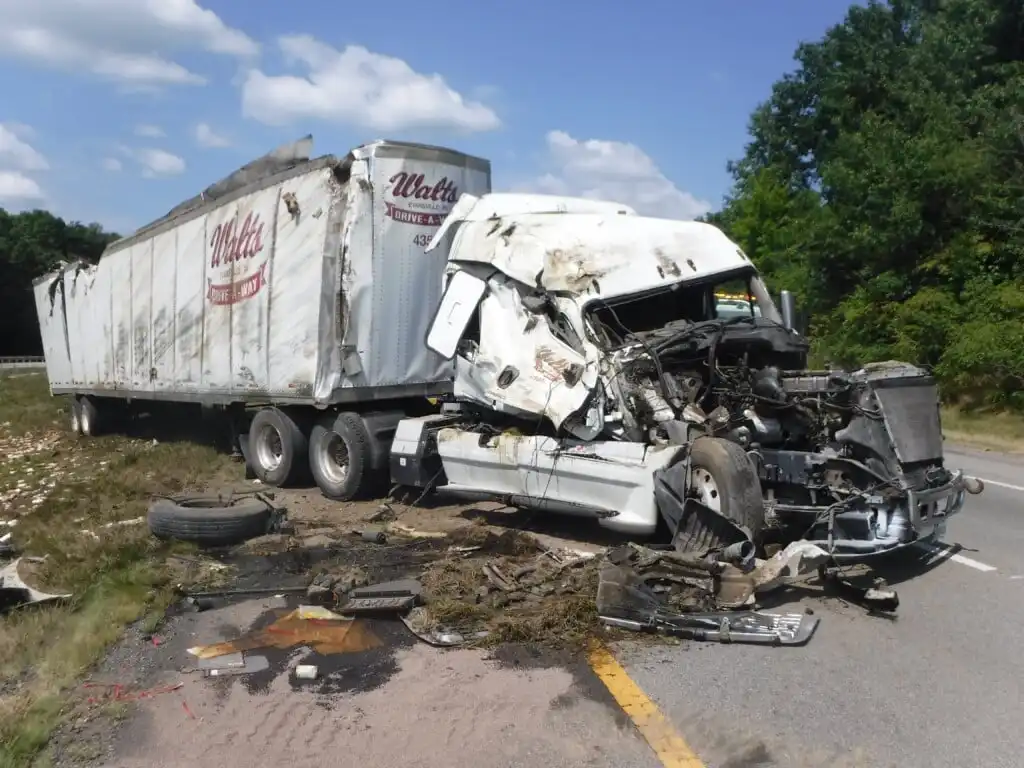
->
[86,443,1023,768]
[614,443,1024,767]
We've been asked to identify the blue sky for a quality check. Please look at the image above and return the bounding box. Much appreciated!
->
[0,0,857,235]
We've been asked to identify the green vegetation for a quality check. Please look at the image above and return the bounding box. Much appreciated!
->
[0,374,233,768]
[708,0,1024,416]
[0,209,119,356]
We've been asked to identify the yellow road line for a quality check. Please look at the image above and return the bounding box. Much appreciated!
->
[587,641,706,768]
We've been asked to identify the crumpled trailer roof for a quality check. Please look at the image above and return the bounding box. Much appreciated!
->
[33,136,491,406]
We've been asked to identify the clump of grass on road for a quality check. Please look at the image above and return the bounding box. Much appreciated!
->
[0,373,235,768]
[942,405,1024,453]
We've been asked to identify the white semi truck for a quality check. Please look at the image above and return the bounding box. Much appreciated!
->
[34,137,982,561]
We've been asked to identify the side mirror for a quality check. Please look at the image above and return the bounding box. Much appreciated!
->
[779,290,797,332]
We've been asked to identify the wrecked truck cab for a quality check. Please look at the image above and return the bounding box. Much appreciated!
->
[410,193,980,561]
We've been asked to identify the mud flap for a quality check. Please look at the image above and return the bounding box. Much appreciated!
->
[653,463,750,552]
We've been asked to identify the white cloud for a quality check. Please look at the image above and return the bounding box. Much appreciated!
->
[522,130,711,220]
[102,157,123,172]
[241,36,500,132]
[0,170,45,201]
[194,122,230,148]
[135,124,165,138]
[4,122,36,140]
[0,124,48,171]
[0,0,258,88]
[128,148,186,177]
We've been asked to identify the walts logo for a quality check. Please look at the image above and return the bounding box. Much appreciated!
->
[385,171,459,226]
[206,211,269,306]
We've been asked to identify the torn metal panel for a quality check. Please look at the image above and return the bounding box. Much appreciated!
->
[450,271,596,429]
[426,270,488,359]
[33,138,492,406]
[0,558,72,612]
[444,202,752,301]
[595,563,819,645]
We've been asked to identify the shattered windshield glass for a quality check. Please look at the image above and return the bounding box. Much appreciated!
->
[584,269,782,348]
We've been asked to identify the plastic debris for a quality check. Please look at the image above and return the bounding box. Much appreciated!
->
[294,664,318,680]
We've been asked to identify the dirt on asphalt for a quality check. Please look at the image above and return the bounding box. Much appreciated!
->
[41,482,658,768]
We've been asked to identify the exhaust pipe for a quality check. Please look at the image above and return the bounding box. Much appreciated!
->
[720,540,756,571]
[779,290,797,332]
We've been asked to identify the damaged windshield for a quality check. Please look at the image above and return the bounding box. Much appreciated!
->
[584,269,782,348]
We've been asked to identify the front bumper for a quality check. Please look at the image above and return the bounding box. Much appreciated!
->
[822,469,976,563]
[905,468,969,545]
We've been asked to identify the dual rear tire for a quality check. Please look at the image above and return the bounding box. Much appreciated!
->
[245,407,378,500]
[70,395,103,437]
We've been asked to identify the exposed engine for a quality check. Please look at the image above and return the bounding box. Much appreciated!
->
[604,316,961,557]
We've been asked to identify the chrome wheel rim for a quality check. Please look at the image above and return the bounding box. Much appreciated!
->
[254,424,283,472]
[318,431,349,486]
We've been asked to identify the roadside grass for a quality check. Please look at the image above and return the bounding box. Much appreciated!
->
[0,373,236,768]
[942,405,1024,454]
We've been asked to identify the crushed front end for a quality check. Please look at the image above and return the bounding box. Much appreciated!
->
[748,362,973,560]
[587,272,981,562]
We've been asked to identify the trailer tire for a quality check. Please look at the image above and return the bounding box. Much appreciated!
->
[69,398,83,436]
[78,396,102,437]
[248,407,308,487]
[688,437,766,540]
[236,427,257,480]
[309,412,375,501]
[147,495,275,547]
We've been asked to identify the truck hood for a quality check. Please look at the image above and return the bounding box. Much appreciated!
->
[430,193,754,300]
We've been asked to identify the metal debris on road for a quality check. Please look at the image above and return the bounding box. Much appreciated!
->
[199,653,270,677]
[340,578,422,615]
[596,563,820,646]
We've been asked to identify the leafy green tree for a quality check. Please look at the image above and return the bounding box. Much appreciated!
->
[0,208,119,355]
[712,0,1024,406]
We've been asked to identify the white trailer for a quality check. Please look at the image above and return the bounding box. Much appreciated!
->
[34,137,490,498]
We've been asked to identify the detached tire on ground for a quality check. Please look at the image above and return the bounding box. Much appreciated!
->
[247,407,308,487]
[147,495,275,547]
[688,436,766,541]
[309,412,376,501]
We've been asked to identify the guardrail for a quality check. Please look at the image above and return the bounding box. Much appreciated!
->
[0,356,45,372]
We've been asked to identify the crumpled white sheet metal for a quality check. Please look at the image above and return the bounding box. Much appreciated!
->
[435,194,755,302]
[0,557,72,610]
[751,540,831,593]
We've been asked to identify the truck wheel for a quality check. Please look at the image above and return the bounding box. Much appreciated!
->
[248,407,308,487]
[69,398,83,435]
[309,412,375,501]
[147,495,277,547]
[78,396,102,437]
[688,436,766,540]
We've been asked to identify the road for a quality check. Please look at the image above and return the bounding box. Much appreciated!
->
[83,444,1023,768]
[614,444,1024,767]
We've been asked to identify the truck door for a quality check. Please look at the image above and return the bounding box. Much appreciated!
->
[426,269,594,429]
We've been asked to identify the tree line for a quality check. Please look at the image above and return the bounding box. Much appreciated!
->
[0,208,119,356]
[706,0,1024,409]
